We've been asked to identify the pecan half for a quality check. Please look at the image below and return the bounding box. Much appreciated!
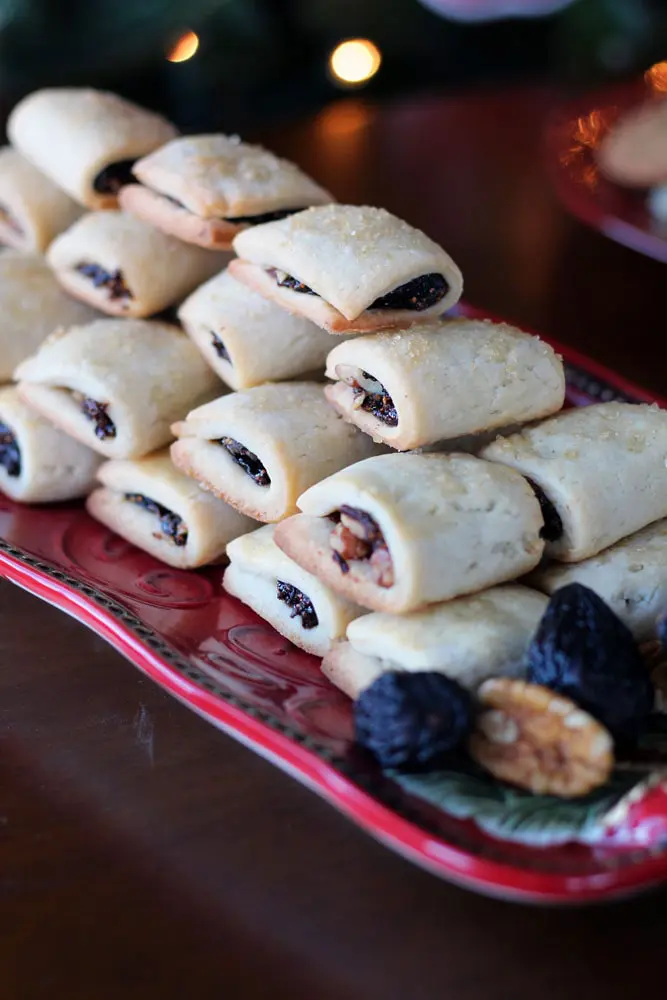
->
[329,505,394,587]
[469,678,614,798]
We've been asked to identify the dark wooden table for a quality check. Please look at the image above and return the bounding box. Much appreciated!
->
[3,86,667,1000]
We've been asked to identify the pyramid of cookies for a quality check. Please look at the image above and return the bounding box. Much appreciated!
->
[1,86,664,800]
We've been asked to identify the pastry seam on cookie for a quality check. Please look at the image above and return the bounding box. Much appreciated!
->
[230,205,463,325]
[273,452,544,614]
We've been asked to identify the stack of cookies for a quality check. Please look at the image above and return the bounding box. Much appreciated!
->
[2,86,667,796]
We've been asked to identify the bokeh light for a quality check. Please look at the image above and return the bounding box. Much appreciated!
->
[646,61,667,93]
[167,30,200,63]
[329,39,382,88]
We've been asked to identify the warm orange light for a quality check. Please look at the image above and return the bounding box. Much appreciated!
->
[167,30,199,63]
[646,61,667,93]
[329,39,381,87]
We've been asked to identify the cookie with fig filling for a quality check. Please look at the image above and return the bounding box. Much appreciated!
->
[0,385,101,503]
[224,524,364,656]
[274,452,544,614]
[0,252,97,382]
[322,585,547,700]
[230,204,463,334]
[528,518,667,641]
[120,134,332,250]
[481,402,667,563]
[7,87,177,210]
[46,211,230,318]
[178,269,335,390]
[87,450,254,570]
[324,319,565,451]
[171,382,381,523]
[0,146,82,252]
[15,318,220,460]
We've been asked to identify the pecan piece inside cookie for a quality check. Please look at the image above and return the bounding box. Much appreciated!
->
[276,580,319,629]
[125,492,188,546]
[75,262,133,302]
[0,421,21,477]
[340,368,398,427]
[218,436,271,486]
[330,505,394,587]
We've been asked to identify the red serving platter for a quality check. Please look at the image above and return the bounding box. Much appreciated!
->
[545,75,667,261]
[3,305,667,904]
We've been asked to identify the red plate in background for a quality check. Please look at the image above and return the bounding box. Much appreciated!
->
[545,74,667,262]
[2,305,667,905]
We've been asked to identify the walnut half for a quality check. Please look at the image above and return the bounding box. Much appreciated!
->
[469,678,614,798]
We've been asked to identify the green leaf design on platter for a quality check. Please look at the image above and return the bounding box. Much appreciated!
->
[391,766,640,847]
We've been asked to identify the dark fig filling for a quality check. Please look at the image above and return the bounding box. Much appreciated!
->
[0,422,21,477]
[268,270,449,312]
[218,436,270,486]
[276,580,319,629]
[351,370,398,427]
[0,202,23,236]
[72,392,117,441]
[225,208,304,225]
[124,493,188,546]
[161,193,302,226]
[330,505,394,587]
[93,159,137,195]
[75,262,133,302]
[211,332,231,363]
[527,479,563,543]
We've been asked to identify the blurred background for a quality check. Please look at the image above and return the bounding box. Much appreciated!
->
[0,0,666,132]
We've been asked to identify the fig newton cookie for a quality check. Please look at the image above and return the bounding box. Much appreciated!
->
[0,252,98,382]
[8,87,177,209]
[274,452,544,614]
[324,319,564,451]
[120,133,332,249]
[15,318,220,459]
[230,204,463,334]
[87,450,254,569]
[481,402,667,563]
[322,585,548,699]
[178,269,335,390]
[171,382,381,522]
[0,385,101,503]
[224,524,364,656]
[46,211,230,318]
[0,147,82,253]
